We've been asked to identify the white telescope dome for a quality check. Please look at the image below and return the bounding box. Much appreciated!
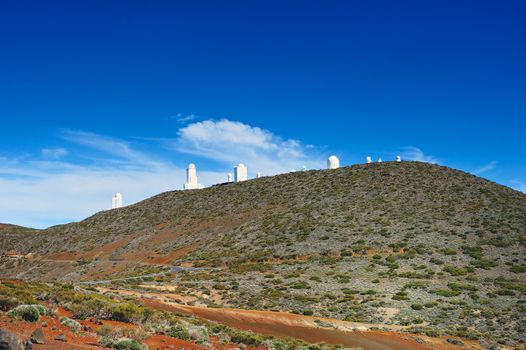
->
[327,155,340,169]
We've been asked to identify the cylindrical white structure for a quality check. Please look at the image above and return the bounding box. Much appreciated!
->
[112,193,123,209]
[366,156,372,164]
[227,173,233,182]
[234,163,248,182]
[184,163,204,190]
[396,155,401,162]
[327,155,340,169]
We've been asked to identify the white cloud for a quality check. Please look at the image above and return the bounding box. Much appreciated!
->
[400,146,439,163]
[174,119,324,174]
[41,148,68,159]
[472,160,497,175]
[0,148,188,229]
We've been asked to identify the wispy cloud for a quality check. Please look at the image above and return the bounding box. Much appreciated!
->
[173,119,324,174]
[472,160,497,175]
[168,113,197,123]
[510,180,526,194]
[400,146,439,163]
[41,148,68,159]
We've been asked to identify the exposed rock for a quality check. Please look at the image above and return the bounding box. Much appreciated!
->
[447,338,465,346]
[0,329,24,350]
[88,317,102,325]
[54,334,67,342]
[30,329,45,345]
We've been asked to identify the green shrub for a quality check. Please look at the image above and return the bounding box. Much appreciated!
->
[113,338,147,350]
[97,324,115,337]
[510,265,526,273]
[470,259,497,270]
[110,302,144,323]
[230,330,264,346]
[411,304,424,310]
[60,316,81,331]
[167,325,190,340]
[434,289,461,297]
[443,266,467,276]
[99,336,114,348]
[7,304,41,322]
[188,325,209,342]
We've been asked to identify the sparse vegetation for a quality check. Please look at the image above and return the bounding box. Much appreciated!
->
[1,162,525,345]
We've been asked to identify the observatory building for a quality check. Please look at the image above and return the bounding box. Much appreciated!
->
[234,163,248,182]
[111,193,123,209]
[184,163,204,190]
[327,155,340,169]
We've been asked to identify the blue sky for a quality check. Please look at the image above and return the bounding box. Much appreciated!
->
[1,0,525,228]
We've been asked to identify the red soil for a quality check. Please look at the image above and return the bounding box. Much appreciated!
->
[143,299,483,350]
[0,307,242,350]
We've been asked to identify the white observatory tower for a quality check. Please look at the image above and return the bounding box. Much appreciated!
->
[396,155,402,162]
[327,155,340,169]
[234,163,248,182]
[184,163,204,190]
[366,156,372,164]
[111,193,123,209]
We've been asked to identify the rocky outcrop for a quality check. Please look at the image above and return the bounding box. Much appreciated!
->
[29,329,44,345]
[0,329,25,350]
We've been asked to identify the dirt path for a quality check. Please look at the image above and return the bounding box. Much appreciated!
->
[141,299,481,350]
[97,287,482,350]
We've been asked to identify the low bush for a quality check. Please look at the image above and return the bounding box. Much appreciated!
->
[113,338,147,350]
[188,325,209,342]
[7,304,41,322]
[411,304,424,310]
[167,324,190,340]
[60,316,82,331]
[99,337,147,350]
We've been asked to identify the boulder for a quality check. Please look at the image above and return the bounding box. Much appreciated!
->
[447,338,465,346]
[54,334,67,342]
[30,329,45,345]
[0,329,24,350]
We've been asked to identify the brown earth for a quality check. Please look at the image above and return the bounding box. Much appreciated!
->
[95,287,483,350]
[141,298,483,350]
[0,307,254,350]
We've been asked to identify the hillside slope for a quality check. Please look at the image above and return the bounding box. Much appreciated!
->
[1,162,525,345]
